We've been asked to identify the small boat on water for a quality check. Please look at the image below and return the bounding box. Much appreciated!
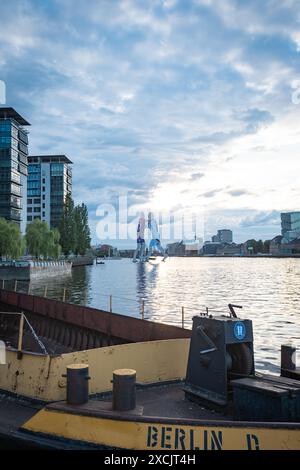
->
[0,289,299,450]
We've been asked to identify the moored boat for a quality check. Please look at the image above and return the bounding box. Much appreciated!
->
[0,289,299,450]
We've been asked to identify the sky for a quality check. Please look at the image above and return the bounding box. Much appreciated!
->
[1,0,300,246]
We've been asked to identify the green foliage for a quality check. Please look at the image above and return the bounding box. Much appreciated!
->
[74,204,91,255]
[246,239,270,254]
[0,218,23,259]
[58,193,76,255]
[59,195,91,256]
[26,219,61,259]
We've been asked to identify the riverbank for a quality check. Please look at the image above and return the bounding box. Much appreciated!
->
[0,260,72,281]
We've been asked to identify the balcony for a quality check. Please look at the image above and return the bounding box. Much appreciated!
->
[18,163,28,176]
[10,208,22,222]
[18,130,29,145]
[18,141,28,155]
[18,152,28,165]
[10,196,22,209]
[11,171,21,185]
[11,184,21,197]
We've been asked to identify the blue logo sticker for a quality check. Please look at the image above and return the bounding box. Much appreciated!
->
[234,322,246,340]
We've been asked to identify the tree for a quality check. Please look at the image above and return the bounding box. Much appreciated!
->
[8,221,25,259]
[58,193,77,255]
[58,195,91,256]
[46,228,62,259]
[74,203,91,255]
[26,219,61,259]
[0,218,23,259]
[246,238,271,254]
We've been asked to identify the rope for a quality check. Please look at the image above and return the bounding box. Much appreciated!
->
[0,311,48,355]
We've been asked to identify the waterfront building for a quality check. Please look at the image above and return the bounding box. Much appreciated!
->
[281,212,300,243]
[211,229,233,244]
[27,155,72,228]
[269,235,283,255]
[270,235,300,255]
[167,241,185,256]
[216,243,242,256]
[201,241,222,255]
[183,238,203,255]
[167,238,203,256]
[217,229,233,243]
[0,107,30,233]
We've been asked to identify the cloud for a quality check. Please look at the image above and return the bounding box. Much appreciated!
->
[227,189,252,197]
[190,172,205,180]
[202,189,222,198]
[0,0,299,243]
[240,211,281,228]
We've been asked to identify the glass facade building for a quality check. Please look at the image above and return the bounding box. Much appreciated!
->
[0,107,30,233]
[281,212,300,243]
[27,155,72,228]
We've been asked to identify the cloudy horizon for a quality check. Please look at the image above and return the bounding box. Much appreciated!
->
[1,0,300,246]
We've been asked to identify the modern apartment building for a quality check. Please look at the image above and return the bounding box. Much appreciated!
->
[281,212,300,243]
[0,107,30,233]
[27,155,72,229]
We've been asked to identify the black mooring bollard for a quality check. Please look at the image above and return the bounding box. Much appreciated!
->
[63,363,90,405]
[112,368,136,412]
[281,345,296,371]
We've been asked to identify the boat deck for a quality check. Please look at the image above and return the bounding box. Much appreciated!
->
[0,394,40,441]
[47,382,232,424]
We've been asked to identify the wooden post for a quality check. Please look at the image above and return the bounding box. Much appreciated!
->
[141,300,145,320]
[18,313,24,355]
[181,306,185,329]
[109,295,112,313]
[44,285,48,298]
[63,288,67,302]
[14,280,17,292]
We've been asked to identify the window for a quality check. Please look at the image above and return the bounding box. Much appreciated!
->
[27,216,32,221]
[34,207,40,213]
[42,178,45,184]
[28,181,40,189]
[42,203,45,208]
[28,164,40,173]
[42,187,45,192]
[28,189,40,197]
[34,198,41,204]
[50,163,64,176]
[28,207,32,213]
[42,212,45,217]
[42,195,45,200]
[34,215,41,220]
[27,199,32,205]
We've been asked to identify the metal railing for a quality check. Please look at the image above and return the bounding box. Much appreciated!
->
[0,279,227,330]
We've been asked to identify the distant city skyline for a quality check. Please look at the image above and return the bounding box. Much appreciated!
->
[1,0,300,244]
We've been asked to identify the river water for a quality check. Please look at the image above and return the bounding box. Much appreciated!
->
[29,257,300,374]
